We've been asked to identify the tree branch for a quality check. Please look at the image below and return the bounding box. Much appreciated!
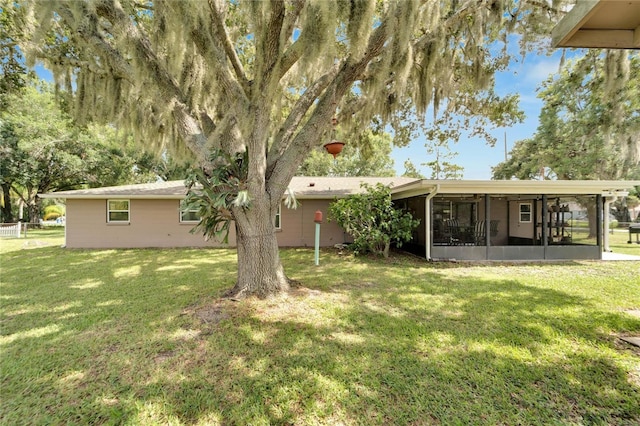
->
[526,0,564,16]
[255,0,286,92]
[207,0,250,93]
[207,110,242,155]
[51,4,132,81]
[413,0,476,53]
[267,19,390,192]
[266,63,340,172]
[277,38,304,79]
[188,18,250,111]
[272,0,305,82]
[93,0,209,163]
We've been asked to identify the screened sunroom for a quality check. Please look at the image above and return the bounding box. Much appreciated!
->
[392,180,638,261]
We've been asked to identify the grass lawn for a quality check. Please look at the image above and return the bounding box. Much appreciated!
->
[608,230,640,256]
[1,229,639,425]
[570,227,640,256]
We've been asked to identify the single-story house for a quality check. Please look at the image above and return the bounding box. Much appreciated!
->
[40,177,413,250]
[41,177,639,261]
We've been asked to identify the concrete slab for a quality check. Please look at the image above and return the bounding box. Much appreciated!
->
[602,252,640,261]
[620,336,640,348]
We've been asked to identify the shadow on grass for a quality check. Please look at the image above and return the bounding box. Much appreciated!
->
[1,246,639,424]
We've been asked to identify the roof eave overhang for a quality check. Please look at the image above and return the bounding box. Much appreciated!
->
[41,180,640,200]
[392,180,640,199]
[39,194,186,200]
[40,193,359,200]
[552,0,640,49]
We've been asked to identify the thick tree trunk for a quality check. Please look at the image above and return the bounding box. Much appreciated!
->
[225,199,291,299]
[27,198,40,224]
[1,183,13,223]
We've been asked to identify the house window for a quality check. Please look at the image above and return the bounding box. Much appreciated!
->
[519,202,532,223]
[274,203,282,230]
[107,199,130,222]
[180,204,201,223]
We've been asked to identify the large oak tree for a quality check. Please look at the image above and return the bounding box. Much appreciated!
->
[16,0,566,297]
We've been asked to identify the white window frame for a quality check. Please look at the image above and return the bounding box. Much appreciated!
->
[107,199,130,223]
[519,202,532,223]
[274,203,282,230]
[179,203,201,223]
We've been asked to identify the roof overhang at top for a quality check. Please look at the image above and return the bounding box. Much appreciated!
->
[40,178,640,201]
[552,0,640,49]
[39,177,418,200]
[39,180,190,200]
[391,179,640,200]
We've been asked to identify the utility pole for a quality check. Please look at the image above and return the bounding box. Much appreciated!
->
[504,131,508,161]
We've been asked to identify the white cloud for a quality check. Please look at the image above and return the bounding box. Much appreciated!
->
[524,58,562,84]
[519,94,543,106]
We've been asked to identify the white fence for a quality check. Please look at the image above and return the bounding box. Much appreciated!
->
[0,222,22,238]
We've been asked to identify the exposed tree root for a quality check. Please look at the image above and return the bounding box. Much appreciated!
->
[222,284,248,301]
[222,276,302,300]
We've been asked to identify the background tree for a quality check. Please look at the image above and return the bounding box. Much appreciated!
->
[329,183,420,258]
[18,0,568,297]
[0,81,81,222]
[1,3,31,221]
[0,2,31,111]
[421,122,469,180]
[611,187,639,223]
[0,122,21,222]
[402,160,425,179]
[422,144,465,180]
[492,51,640,236]
[0,79,164,222]
[298,130,395,177]
[493,51,639,181]
[79,123,191,188]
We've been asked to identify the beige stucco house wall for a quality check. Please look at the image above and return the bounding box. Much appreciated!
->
[508,198,536,241]
[64,198,349,249]
[49,177,412,250]
[277,199,350,247]
[65,198,235,249]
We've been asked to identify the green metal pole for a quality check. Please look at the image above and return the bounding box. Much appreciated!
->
[315,222,320,266]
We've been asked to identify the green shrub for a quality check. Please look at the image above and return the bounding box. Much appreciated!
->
[43,205,65,221]
[43,212,61,221]
[329,183,420,258]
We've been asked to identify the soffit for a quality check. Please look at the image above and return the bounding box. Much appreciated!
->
[391,180,640,199]
[552,0,640,49]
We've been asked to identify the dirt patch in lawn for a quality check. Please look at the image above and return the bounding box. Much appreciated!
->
[22,240,51,249]
[183,300,231,325]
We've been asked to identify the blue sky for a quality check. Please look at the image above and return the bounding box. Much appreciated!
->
[391,44,577,180]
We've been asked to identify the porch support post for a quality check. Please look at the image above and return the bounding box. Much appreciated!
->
[603,195,616,252]
[424,185,440,260]
[541,194,548,247]
[596,194,603,253]
[485,194,490,260]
